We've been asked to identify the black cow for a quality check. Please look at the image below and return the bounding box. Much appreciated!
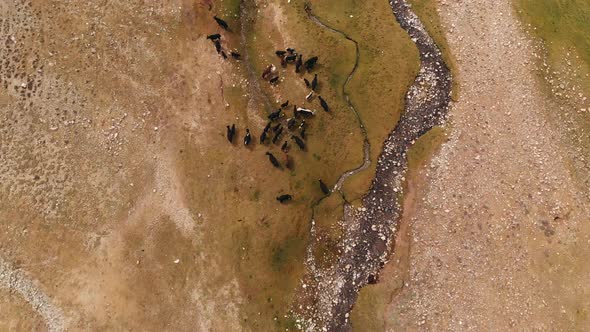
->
[319,179,330,195]
[311,74,318,91]
[281,141,289,153]
[266,152,281,168]
[299,120,306,130]
[285,155,294,170]
[285,55,297,62]
[291,135,305,150]
[226,124,235,143]
[260,130,267,144]
[270,76,279,84]
[268,109,282,121]
[213,16,229,30]
[272,127,283,144]
[295,54,303,73]
[300,128,306,140]
[272,123,282,132]
[275,50,287,57]
[304,56,318,71]
[318,96,330,112]
[304,78,311,88]
[286,47,296,54]
[286,117,297,130]
[244,129,251,146]
[230,51,241,59]
[263,122,272,133]
[221,51,227,59]
[207,34,221,40]
[281,100,289,108]
[214,40,222,53]
[295,107,315,117]
[276,194,292,203]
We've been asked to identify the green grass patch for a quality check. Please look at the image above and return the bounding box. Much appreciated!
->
[407,126,446,169]
[514,0,590,193]
[308,0,420,201]
[515,0,590,89]
[514,0,590,73]
[514,0,590,98]
[408,0,459,100]
[271,235,306,272]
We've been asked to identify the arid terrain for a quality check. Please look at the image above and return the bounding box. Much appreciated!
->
[1,0,589,331]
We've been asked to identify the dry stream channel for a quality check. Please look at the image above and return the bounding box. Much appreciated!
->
[298,0,452,330]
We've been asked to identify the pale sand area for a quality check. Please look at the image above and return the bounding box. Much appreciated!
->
[386,0,590,330]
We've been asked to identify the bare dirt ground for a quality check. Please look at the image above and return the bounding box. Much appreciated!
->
[383,0,590,330]
[0,0,247,330]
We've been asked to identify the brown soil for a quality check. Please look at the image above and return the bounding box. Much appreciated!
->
[0,0,246,330]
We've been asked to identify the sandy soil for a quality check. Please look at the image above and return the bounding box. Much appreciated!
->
[385,0,590,330]
[0,0,246,330]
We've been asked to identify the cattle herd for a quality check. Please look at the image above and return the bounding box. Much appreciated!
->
[208,15,334,204]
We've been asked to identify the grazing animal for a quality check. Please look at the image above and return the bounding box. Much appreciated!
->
[285,55,297,62]
[299,120,306,130]
[300,128,306,140]
[260,130,267,144]
[273,127,284,144]
[295,107,315,117]
[304,56,318,71]
[281,100,289,108]
[275,50,287,56]
[281,141,289,153]
[295,54,303,73]
[230,51,241,59]
[221,51,227,59]
[263,122,272,133]
[268,109,282,121]
[214,40,222,53]
[266,152,281,168]
[319,179,330,195]
[270,76,279,84]
[226,124,235,143]
[273,123,282,132]
[285,154,294,170]
[207,33,221,40]
[262,64,275,79]
[286,48,296,54]
[244,129,251,146]
[276,194,292,203]
[305,91,314,101]
[291,135,305,150]
[213,16,229,30]
[318,96,330,112]
[304,78,311,88]
[311,74,318,91]
[287,117,297,130]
